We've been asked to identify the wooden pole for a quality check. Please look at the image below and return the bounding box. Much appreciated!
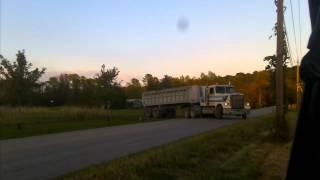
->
[297,61,300,109]
[276,0,285,127]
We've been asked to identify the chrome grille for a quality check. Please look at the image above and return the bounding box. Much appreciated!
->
[231,95,244,109]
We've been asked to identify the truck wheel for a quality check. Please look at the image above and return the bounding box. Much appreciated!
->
[152,108,160,118]
[184,108,190,119]
[144,108,152,118]
[190,110,196,119]
[215,105,223,119]
[242,113,247,120]
[168,108,176,118]
[190,106,201,119]
[159,108,166,118]
[172,109,177,118]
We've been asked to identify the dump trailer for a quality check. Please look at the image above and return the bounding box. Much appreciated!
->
[142,85,250,119]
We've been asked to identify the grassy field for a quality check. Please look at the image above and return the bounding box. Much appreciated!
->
[0,107,187,140]
[0,107,151,140]
[60,112,298,180]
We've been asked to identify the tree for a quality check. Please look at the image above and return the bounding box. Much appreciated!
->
[125,78,143,99]
[96,64,125,108]
[160,75,174,89]
[0,50,46,105]
[79,77,99,106]
[96,64,120,88]
[142,74,160,90]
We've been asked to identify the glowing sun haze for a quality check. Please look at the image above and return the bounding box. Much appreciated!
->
[1,0,311,83]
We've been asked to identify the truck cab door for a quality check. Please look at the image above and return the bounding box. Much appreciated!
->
[201,86,210,106]
[208,87,215,105]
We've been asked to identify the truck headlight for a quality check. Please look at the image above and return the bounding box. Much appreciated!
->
[224,102,230,106]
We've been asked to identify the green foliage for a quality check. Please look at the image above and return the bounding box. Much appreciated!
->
[264,19,290,72]
[96,65,120,88]
[0,50,46,105]
[0,107,145,139]
[41,65,126,108]
[159,75,174,89]
[43,74,99,106]
[142,74,160,91]
[96,64,126,108]
[125,78,143,99]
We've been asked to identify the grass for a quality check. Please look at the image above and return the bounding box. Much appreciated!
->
[60,112,298,180]
[0,106,187,140]
[0,107,151,140]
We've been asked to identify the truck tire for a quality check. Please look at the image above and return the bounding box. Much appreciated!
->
[152,108,160,118]
[184,108,190,119]
[190,110,196,119]
[159,107,166,118]
[242,113,247,120]
[172,108,177,118]
[144,108,152,118]
[190,106,201,119]
[215,105,223,119]
[167,108,176,118]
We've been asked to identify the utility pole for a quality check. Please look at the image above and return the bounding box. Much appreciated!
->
[297,60,301,109]
[276,0,285,126]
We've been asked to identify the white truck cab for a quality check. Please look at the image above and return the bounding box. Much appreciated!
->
[199,85,250,119]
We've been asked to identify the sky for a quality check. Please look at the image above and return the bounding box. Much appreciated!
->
[0,0,311,83]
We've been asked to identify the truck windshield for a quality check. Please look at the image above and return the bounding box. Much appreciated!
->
[215,87,225,93]
[226,87,236,93]
[215,86,236,94]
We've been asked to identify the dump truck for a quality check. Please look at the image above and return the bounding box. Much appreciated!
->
[142,84,250,119]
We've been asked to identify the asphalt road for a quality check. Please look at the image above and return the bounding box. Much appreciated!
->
[0,107,275,180]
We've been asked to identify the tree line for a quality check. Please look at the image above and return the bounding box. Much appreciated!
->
[0,51,298,109]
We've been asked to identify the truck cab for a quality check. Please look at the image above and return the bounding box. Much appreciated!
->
[199,85,250,119]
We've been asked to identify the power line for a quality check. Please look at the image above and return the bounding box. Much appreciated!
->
[286,0,303,108]
[289,0,300,62]
[284,19,294,66]
[296,0,302,107]
[298,0,302,60]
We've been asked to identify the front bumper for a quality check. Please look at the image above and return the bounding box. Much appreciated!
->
[223,108,250,115]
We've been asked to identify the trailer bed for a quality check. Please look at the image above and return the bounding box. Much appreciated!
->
[142,86,201,107]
